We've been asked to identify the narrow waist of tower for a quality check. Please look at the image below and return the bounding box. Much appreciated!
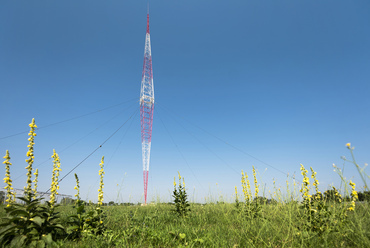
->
[140,96,154,105]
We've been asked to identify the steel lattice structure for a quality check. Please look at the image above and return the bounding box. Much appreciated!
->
[140,10,154,204]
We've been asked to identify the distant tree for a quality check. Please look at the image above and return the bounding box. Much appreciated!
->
[323,187,342,203]
[108,201,115,206]
[267,198,278,205]
[364,191,370,201]
[312,192,323,202]
[0,191,5,204]
[358,191,370,202]
[253,196,268,205]
[358,192,364,201]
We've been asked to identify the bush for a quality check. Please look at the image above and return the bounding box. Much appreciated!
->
[357,191,370,202]
[323,187,343,203]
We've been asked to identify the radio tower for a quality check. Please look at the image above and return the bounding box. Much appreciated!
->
[140,7,154,204]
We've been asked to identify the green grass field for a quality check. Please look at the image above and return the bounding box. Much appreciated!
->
[1,201,368,247]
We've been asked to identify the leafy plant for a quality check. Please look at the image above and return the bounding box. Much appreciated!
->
[0,119,67,247]
[234,186,240,209]
[68,172,106,239]
[172,172,190,216]
[239,168,262,219]
[323,187,343,203]
[0,193,66,247]
[298,165,349,236]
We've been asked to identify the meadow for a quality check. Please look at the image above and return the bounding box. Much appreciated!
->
[1,119,370,247]
[1,201,370,247]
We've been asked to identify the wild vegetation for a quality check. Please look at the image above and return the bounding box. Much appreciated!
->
[1,119,369,247]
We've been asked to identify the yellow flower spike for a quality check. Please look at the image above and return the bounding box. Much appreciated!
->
[240,170,246,202]
[50,150,61,207]
[174,176,176,187]
[3,150,16,205]
[74,174,81,202]
[234,186,239,204]
[348,180,358,211]
[32,168,39,199]
[309,167,321,199]
[25,118,37,198]
[300,164,311,201]
[98,156,105,205]
[241,169,252,203]
[246,173,252,201]
[252,166,259,199]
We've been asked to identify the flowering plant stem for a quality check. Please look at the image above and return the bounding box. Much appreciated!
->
[173,172,190,216]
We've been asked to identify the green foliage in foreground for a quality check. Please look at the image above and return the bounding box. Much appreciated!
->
[0,193,65,247]
[1,202,367,247]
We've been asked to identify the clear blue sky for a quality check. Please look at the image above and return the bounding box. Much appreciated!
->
[1,1,369,203]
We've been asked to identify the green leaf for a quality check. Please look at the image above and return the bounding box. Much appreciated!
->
[36,240,46,248]
[31,216,44,226]
[179,233,186,239]
[27,201,41,211]
[16,196,30,202]
[10,235,27,247]
[8,209,29,217]
[0,225,17,236]
[28,228,39,236]
[42,233,53,245]
[30,240,38,248]
[53,224,66,230]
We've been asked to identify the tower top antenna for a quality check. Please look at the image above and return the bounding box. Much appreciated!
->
[146,4,150,34]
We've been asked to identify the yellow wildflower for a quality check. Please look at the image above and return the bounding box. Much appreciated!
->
[74,173,80,202]
[348,180,358,211]
[310,167,321,199]
[241,170,252,203]
[300,164,311,201]
[98,156,105,205]
[3,150,16,205]
[50,149,62,207]
[252,166,259,198]
[25,118,37,198]
[33,168,39,199]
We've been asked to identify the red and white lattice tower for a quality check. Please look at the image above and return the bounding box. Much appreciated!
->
[140,9,154,204]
